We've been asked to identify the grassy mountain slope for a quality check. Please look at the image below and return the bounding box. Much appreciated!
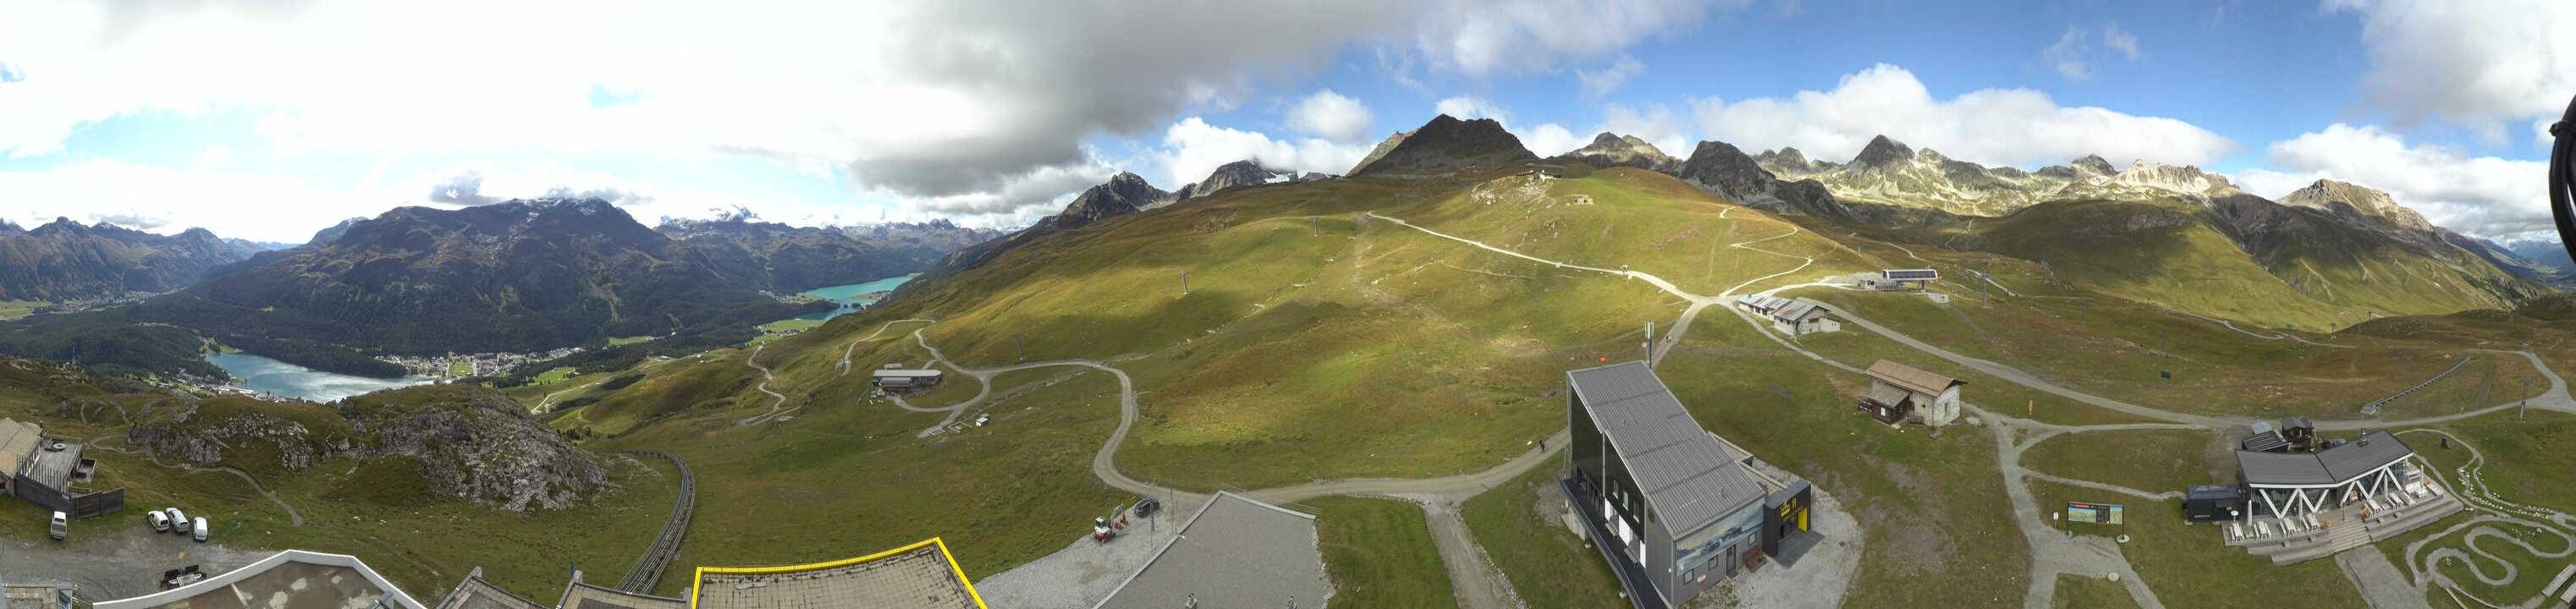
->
[1970,199,2360,330]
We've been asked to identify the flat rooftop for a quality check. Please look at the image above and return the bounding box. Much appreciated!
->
[1096,491,1331,609]
[872,370,944,378]
[692,539,982,609]
[95,550,424,609]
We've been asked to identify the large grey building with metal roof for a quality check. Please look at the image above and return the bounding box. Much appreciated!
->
[1562,361,1812,609]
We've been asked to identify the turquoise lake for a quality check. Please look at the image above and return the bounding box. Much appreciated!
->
[794,274,915,321]
[205,353,437,403]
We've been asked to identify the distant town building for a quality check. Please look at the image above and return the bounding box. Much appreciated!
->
[2,418,123,518]
[1563,361,1814,609]
[1859,360,1964,426]
[96,550,427,609]
[872,368,945,392]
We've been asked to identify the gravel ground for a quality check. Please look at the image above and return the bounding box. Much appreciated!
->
[1720,456,1863,609]
[976,497,1204,608]
[0,525,272,601]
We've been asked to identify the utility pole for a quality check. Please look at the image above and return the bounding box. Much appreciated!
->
[1015,332,1025,362]
[1181,270,1189,297]
[1643,321,1655,365]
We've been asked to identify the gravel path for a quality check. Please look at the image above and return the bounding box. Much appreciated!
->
[1388,493,1521,609]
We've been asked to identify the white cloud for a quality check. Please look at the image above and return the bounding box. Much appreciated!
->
[1285,90,1374,142]
[2232,123,2549,239]
[1578,55,1646,100]
[2103,24,2140,60]
[0,0,1760,233]
[2327,0,2576,142]
[0,161,388,243]
[1521,123,1585,157]
[1435,96,1513,124]
[2040,24,2141,81]
[1689,63,2234,169]
[2044,27,2094,80]
[1411,0,1745,76]
[1156,117,1372,187]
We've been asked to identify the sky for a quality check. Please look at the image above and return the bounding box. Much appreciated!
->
[1,0,2572,244]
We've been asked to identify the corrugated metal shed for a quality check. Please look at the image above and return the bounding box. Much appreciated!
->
[1567,362,1766,537]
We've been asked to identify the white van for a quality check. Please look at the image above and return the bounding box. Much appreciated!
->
[49,512,68,540]
[191,517,209,542]
[167,508,190,535]
[148,510,170,532]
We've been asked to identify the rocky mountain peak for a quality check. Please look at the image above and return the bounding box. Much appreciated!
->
[1348,114,1538,176]
[1176,160,1305,201]
[2072,155,2114,175]
[2280,179,2432,231]
[1552,131,1680,173]
[1850,134,1915,168]
[1050,172,1171,228]
[0,220,21,233]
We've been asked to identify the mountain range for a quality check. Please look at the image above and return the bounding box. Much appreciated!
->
[0,218,264,301]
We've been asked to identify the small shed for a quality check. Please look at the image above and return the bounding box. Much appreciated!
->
[1858,360,1964,426]
[872,369,944,392]
[2183,485,2247,522]
[2278,417,2315,451]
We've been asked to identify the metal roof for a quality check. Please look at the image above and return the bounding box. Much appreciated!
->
[1863,360,1962,397]
[19,441,82,490]
[2238,431,2414,486]
[2239,431,2289,453]
[1096,491,1331,609]
[872,370,944,378]
[1883,269,1939,280]
[1770,300,1827,322]
[1566,361,1767,537]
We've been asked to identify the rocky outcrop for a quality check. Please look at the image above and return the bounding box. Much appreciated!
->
[128,386,606,512]
[127,398,353,474]
[906,172,1175,290]
[342,386,606,512]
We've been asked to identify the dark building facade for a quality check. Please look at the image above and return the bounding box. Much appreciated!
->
[1562,361,1806,608]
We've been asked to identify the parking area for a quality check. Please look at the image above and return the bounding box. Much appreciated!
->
[0,524,269,601]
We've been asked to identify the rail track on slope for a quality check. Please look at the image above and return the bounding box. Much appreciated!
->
[613,449,696,594]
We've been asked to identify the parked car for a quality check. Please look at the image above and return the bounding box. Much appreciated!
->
[148,510,170,532]
[1133,497,1162,518]
[191,517,209,543]
[49,512,68,540]
[167,508,190,535]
